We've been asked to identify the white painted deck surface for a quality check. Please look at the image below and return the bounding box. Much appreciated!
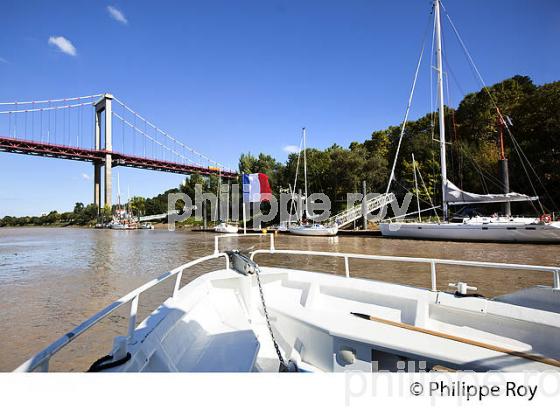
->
[15,234,560,373]
[111,267,560,372]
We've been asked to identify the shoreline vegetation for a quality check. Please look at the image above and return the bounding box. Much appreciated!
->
[2,75,559,228]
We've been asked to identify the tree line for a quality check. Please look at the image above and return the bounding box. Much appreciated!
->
[236,75,560,217]
[0,191,178,227]
[1,75,558,227]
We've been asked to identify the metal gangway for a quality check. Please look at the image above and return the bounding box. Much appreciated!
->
[327,192,396,228]
[138,210,179,222]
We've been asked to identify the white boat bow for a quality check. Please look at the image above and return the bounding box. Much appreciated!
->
[16,234,560,373]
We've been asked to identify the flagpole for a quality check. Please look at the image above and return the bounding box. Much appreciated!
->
[302,127,308,219]
[242,202,247,235]
[242,174,247,234]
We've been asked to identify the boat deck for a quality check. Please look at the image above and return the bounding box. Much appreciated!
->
[15,235,560,373]
[108,266,559,372]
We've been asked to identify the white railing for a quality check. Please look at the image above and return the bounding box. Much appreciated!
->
[16,232,274,372]
[138,210,179,222]
[250,248,560,292]
[15,232,560,372]
[213,232,274,255]
[15,252,230,372]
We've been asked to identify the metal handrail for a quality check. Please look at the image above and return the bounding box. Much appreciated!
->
[327,192,396,227]
[15,232,560,372]
[16,233,275,372]
[250,248,560,292]
[15,252,230,372]
[214,232,274,255]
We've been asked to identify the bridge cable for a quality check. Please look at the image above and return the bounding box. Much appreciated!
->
[113,97,227,170]
[0,93,102,106]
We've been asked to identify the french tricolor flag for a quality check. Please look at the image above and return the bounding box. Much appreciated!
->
[242,173,272,203]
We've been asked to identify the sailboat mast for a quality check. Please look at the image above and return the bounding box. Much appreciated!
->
[215,173,221,221]
[302,127,309,218]
[117,172,121,213]
[497,108,511,216]
[412,154,421,222]
[434,0,448,221]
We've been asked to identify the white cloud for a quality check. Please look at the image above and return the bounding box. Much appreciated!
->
[48,36,77,56]
[81,173,90,181]
[107,6,128,24]
[283,145,300,154]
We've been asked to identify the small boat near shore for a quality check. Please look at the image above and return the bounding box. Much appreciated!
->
[16,233,560,373]
[288,223,338,236]
[287,128,339,237]
[110,221,137,230]
[214,222,239,233]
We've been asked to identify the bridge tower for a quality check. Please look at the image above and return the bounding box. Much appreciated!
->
[94,94,113,213]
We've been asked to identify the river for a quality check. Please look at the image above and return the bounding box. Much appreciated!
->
[1,227,558,371]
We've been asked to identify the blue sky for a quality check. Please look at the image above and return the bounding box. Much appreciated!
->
[1,0,559,216]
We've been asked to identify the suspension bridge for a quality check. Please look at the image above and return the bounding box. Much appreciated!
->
[0,93,237,212]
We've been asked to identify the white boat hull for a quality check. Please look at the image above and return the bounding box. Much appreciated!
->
[379,220,560,243]
[111,224,135,230]
[16,242,560,373]
[288,224,338,236]
[97,267,560,372]
[214,223,239,233]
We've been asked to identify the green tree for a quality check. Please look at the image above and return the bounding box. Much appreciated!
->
[129,196,146,216]
[101,205,112,222]
[73,202,84,214]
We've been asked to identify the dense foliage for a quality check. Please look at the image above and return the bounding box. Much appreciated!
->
[0,202,100,227]
[238,76,560,216]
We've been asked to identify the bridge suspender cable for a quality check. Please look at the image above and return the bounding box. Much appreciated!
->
[111,111,204,168]
[112,97,226,169]
[0,93,233,175]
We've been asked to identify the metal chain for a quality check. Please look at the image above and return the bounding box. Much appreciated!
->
[253,266,288,371]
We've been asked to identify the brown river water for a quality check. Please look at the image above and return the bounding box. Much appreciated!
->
[0,227,558,371]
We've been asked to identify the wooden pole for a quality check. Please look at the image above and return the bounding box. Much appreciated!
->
[361,180,367,230]
[351,312,560,369]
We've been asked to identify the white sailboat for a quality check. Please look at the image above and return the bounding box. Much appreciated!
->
[16,233,560,372]
[110,175,138,230]
[379,0,560,243]
[110,173,134,230]
[288,128,338,237]
[288,223,338,236]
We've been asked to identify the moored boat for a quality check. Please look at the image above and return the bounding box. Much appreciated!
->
[380,216,560,243]
[214,222,239,233]
[379,0,559,243]
[288,223,338,236]
[287,127,339,237]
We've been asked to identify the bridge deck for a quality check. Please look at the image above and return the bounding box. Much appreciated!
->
[0,136,237,178]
